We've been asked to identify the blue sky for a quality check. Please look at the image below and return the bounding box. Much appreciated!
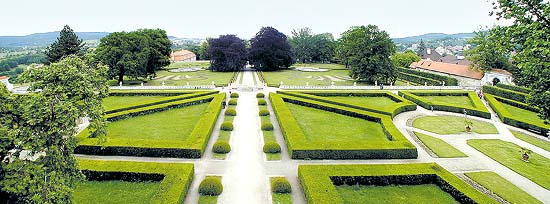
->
[1,0,503,38]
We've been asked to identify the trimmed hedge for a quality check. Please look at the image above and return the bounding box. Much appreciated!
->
[397,67,458,86]
[259,109,270,116]
[298,163,495,204]
[212,141,231,154]
[397,72,441,86]
[108,90,194,96]
[256,93,265,98]
[269,93,417,160]
[228,99,238,105]
[485,94,549,136]
[220,122,234,131]
[496,83,531,94]
[199,176,223,196]
[258,99,267,105]
[76,94,226,158]
[105,91,218,114]
[278,91,417,119]
[225,108,237,116]
[78,160,194,204]
[230,93,239,98]
[399,91,491,119]
[263,142,281,153]
[483,85,528,103]
[271,177,292,194]
[261,122,274,131]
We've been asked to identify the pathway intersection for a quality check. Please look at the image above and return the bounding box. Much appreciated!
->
[76,71,550,204]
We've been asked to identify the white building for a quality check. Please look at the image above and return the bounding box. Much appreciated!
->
[0,76,13,91]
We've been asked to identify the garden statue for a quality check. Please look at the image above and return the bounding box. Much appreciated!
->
[119,81,122,87]
[424,82,427,86]
[520,147,532,162]
[331,81,335,86]
[162,81,165,86]
[353,82,357,86]
[141,82,143,86]
[375,81,377,86]
[464,119,473,132]
[306,82,309,86]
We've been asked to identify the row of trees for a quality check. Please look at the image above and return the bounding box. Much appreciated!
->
[288,27,335,63]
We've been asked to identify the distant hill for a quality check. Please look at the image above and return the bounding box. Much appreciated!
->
[392,32,475,43]
[0,32,110,48]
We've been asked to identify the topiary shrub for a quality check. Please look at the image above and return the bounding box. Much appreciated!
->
[259,109,270,116]
[258,99,267,106]
[271,177,291,194]
[199,177,223,196]
[228,99,237,105]
[263,142,281,153]
[225,108,237,116]
[212,141,231,154]
[221,122,234,131]
[256,93,265,98]
[230,93,239,98]
[261,122,273,131]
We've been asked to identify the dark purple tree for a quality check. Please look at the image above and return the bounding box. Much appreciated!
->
[207,35,247,72]
[249,27,295,71]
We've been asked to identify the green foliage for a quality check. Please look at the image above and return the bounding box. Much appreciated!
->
[412,116,498,135]
[259,109,270,116]
[483,85,528,103]
[199,177,223,196]
[220,122,234,131]
[230,93,239,98]
[228,99,237,105]
[45,25,84,64]
[289,27,335,63]
[105,91,218,114]
[0,53,46,72]
[496,83,531,94]
[271,177,291,194]
[261,122,274,131]
[337,25,396,84]
[224,108,237,116]
[256,93,265,98]
[0,56,108,203]
[263,142,281,153]
[485,94,549,135]
[397,67,458,86]
[258,99,267,105]
[249,27,295,71]
[465,172,542,204]
[198,40,210,60]
[212,141,231,154]
[399,91,491,119]
[391,50,421,67]
[207,35,247,72]
[465,29,513,72]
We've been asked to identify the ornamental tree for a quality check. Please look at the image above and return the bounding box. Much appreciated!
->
[207,35,247,72]
[249,27,295,71]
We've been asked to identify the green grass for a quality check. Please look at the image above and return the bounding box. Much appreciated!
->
[465,171,542,204]
[293,63,347,70]
[164,61,210,69]
[468,139,550,189]
[74,181,161,204]
[421,95,475,109]
[105,103,208,140]
[502,103,546,126]
[103,96,167,111]
[261,115,281,160]
[414,132,467,158]
[324,96,397,110]
[413,116,498,135]
[262,63,364,86]
[147,70,233,86]
[335,184,458,204]
[511,130,550,152]
[272,193,292,204]
[286,103,386,142]
[212,108,235,160]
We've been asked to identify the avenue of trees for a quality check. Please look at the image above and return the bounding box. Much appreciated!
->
[207,35,247,72]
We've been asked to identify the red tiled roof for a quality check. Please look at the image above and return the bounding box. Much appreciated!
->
[170,50,196,61]
[0,76,9,80]
[409,60,484,80]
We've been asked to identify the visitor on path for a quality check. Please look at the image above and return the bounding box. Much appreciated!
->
[222,101,227,109]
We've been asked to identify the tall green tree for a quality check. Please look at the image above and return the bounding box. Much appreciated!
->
[465,29,513,72]
[338,25,396,84]
[489,0,550,121]
[289,28,335,63]
[198,40,210,60]
[391,50,421,68]
[45,25,85,64]
[0,55,108,204]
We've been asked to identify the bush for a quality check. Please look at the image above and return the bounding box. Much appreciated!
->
[228,99,237,105]
[398,91,491,119]
[263,142,281,153]
[225,108,236,116]
[212,141,231,154]
[230,93,239,98]
[261,122,274,131]
[496,83,531,94]
[259,109,270,116]
[221,122,234,131]
[483,85,528,103]
[397,67,458,86]
[271,177,291,194]
[256,93,265,98]
[258,99,267,105]
[199,177,223,196]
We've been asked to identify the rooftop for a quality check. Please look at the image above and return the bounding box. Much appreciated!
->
[409,60,484,80]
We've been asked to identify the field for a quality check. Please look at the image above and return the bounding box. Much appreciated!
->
[412,115,498,134]
[414,132,467,157]
[335,184,458,204]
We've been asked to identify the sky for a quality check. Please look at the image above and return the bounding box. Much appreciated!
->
[0,0,503,39]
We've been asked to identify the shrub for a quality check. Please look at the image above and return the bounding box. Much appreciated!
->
[271,177,291,193]
[483,85,528,103]
[263,142,281,153]
[230,93,239,98]
[228,99,237,105]
[199,177,223,196]
[221,122,234,131]
[496,83,531,94]
[261,122,273,131]
[259,109,270,116]
[258,99,267,105]
[397,67,458,86]
[212,141,231,154]
[256,93,265,98]
[225,108,236,116]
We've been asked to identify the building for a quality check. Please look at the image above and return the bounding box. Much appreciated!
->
[438,55,471,66]
[482,69,513,85]
[417,48,442,61]
[0,76,13,91]
[170,50,197,62]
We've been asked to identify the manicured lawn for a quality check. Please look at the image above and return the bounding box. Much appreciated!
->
[465,171,541,204]
[468,139,550,189]
[272,193,292,204]
[106,103,208,140]
[414,132,467,158]
[261,115,281,160]
[262,63,366,86]
[198,196,218,204]
[324,96,397,109]
[413,116,498,135]
[212,110,235,160]
[421,96,475,109]
[103,96,166,111]
[502,103,546,126]
[147,70,233,86]
[286,103,387,142]
[511,130,550,152]
[335,184,458,204]
[164,61,210,69]
[74,181,161,204]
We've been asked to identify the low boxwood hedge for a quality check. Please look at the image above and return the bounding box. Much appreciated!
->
[271,177,291,193]
[496,83,531,94]
[199,176,223,196]
[261,122,274,131]
[256,93,265,98]
[212,141,231,154]
[76,93,226,158]
[77,159,194,204]
[228,99,237,105]
[220,122,234,131]
[108,90,194,96]
[225,108,237,116]
[485,94,549,136]
[258,99,267,106]
[298,163,495,204]
[483,85,528,103]
[397,67,458,86]
[263,142,281,153]
[399,90,491,119]
[397,72,442,86]
[230,93,239,98]
[269,93,417,160]
[105,91,218,114]
[259,109,270,116]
